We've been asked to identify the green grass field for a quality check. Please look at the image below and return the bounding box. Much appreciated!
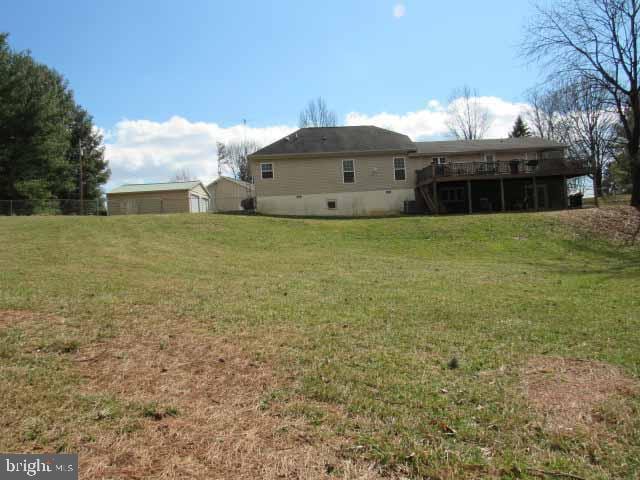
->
[1,212,639,479]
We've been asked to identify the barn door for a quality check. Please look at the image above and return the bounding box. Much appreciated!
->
[126,199,138,214]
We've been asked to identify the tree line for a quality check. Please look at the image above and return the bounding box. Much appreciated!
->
[0,33,109,203]
[523,0,640,205]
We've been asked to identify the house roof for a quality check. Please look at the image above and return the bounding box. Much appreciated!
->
[250,126,416,157]
[414,138,567,156]
[207,176,254,190]
[109,180,205,194]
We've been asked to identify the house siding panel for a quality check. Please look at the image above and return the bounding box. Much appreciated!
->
[207,178,255,212]
[252,154,418,198]
[190,184,210,198]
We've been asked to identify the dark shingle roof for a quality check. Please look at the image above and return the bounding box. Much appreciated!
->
[414,138,566,155]
[250,126,416,157]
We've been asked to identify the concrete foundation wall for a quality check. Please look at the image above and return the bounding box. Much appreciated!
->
[257,189,415,216]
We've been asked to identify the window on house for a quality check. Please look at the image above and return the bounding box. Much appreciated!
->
[394,157,406,181]
[261,163,273,179]
[342,159,355,183]
[432,156,446,165]
[484,153,496,163]
[327,200,337,209]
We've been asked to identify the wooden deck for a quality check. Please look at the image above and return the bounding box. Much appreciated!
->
[416,158,589,186]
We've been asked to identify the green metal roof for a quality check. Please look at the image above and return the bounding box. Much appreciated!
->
[109,181,202,194]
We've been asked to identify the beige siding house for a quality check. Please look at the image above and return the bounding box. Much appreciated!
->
[107,181,210,215]
[249,126,417,216]
[206,176,255,212]
[248,126,588,216]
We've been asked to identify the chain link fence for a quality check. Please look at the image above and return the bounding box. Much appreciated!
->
[0,199,105,216]
[0,194,258,216]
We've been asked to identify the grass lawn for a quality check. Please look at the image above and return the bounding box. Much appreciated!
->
[1,211,639,479]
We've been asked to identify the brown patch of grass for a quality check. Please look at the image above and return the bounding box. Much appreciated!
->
[72,323,385,479]
[523,356,639,434]
[0,309,63,327]
[556,205,640,244]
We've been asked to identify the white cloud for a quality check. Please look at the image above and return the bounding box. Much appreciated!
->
[393,4,406,18]
[346,96,531,140]
[103,116,294,190]
[102,95,532,192]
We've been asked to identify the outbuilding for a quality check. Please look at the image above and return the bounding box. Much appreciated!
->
[206,176,255,212]
[107,181,210,215]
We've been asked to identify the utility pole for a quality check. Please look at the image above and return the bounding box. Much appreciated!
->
[242,119,247,181]
[78,141,84,215]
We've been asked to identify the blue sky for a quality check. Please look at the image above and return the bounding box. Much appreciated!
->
[4,0,542,187]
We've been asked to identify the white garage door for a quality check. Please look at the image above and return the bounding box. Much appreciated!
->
[189,195,199,213]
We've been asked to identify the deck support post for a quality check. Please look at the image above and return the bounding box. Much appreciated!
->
[467,180,473,214]
[499,179,505,212]
[433,182,439,214]
[562,176,567,209]
[532,176,539,211]
[433,180,440,215]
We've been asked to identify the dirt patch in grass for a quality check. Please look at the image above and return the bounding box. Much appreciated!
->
[72,325,383,480]
[556,206,640,244]
[523,356,639,434]
[0,309,63,327]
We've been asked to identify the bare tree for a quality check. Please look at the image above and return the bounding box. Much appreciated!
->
[298,97,337,128]
[217,139,261,183]
[171,168,194,182]
[446,86,492,140]
[557,79,619,202]
[526,87,565,140]
[523,0,640,206]
[526,79,619,202]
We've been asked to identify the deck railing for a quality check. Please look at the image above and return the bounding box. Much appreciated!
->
[416,158,589,184]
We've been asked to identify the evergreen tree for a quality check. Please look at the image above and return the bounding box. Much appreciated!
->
[57,107,110,201]
[604,155,633,194]
[0,33,109,201]
[509,115,531,138]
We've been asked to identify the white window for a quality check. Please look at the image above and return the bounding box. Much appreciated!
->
[432,156,446,165]
[484,153,496,163]
[260,163,273,179]
[342,159,355,183]
[327,200,337,209]
[393,157,406,181]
